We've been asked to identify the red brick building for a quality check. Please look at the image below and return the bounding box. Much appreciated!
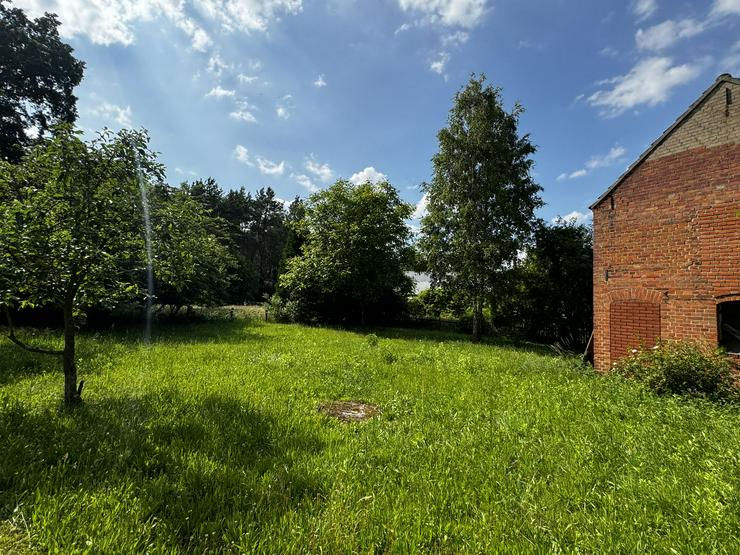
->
[591,74,740,371]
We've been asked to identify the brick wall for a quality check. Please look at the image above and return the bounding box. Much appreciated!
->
[592,79,740,371]
[609,301,661,361]
[648,81,740,160]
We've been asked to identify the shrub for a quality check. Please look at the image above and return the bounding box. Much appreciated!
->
[266,295,300,323]
[613,341,738,401]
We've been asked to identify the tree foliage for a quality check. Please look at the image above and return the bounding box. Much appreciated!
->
[0,126,163,404]
[184,181,288,303]
[150,185,235,312]
[274,180,414,325]
[0,0,84,162]
[419,75,543,341]
[490,219,593,346]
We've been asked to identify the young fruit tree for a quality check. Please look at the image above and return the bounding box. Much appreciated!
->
[0,126,163,405]
[419,75,543,342]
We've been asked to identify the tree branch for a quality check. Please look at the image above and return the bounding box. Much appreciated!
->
[3,306,64,356]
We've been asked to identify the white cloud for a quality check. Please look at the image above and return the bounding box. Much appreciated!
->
[15,0,146,46]
[205,85,236,98]
[517,39,540,50]
[229,99,259,123]
[16,0,303,48]
[175,167,198,176]
[13,1,303,49]
[636,19,705,51]
[275,94,293,120]
[632,0,658,22]
[197,0,303,33]
[397,0,488,28]
[313,74,327,87]
[304,155,333,183]
[600,47,619,58]
[233,144,254,166]
[412,194,428,220]
[238,74,259,84]
[291,173,318,192]
[558,169,587,181]
[588,57,702,117]
[430,51,450,75]
[349,167,388,185]
[721,40,740,73]
[394,22,411,34]
[585,145,627,169]
[87,100,133,128]
[246,58,263,71]
[557,145,626,181]
[15,0,210,50]
[441,30,469,47]
[712,0,740,16]
[229,109,258,123]
[256,156,285,176]
[207,53,232,76]
[160,2,212,51]
[234,146,285,177]
[552,211,592,226]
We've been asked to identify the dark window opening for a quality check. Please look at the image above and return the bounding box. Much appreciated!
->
[718,301,740,354]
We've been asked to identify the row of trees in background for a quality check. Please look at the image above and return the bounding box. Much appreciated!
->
[182,179,296,304]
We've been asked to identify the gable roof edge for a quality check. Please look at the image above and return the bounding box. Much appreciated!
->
[589,74,740,210]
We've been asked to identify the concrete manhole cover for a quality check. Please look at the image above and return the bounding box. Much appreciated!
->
[318,401,381,422]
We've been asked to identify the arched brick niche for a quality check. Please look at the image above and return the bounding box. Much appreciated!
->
[608,289,664,363]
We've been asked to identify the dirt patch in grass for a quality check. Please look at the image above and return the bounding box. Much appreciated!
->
[318,401,381,422]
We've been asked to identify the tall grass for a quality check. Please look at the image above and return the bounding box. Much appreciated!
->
[1,316,739,552]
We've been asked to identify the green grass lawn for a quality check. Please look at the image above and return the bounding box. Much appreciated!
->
[1,315,739,553]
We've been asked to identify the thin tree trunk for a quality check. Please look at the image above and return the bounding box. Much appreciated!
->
[62,299,82,405]
[472,300,482,343]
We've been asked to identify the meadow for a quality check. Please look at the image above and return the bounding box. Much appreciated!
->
[1,312,739,553]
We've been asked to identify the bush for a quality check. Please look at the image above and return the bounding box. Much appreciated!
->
[613,341,738,401]
[266,295,301,323]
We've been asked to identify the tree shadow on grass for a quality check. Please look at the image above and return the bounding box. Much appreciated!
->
[0,340,61,385]
[105,316,268,346]
[0,318,266,386]
[0,392,325,551]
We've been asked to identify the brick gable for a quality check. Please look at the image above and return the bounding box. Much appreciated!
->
[591,75,740,371]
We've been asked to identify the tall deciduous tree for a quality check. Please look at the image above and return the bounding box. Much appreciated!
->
[276,180,414,325]
[419,75,543,342]
[0,0,85,162]
[0,126,163,405]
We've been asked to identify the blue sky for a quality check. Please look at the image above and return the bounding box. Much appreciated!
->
[15,0,740,226]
